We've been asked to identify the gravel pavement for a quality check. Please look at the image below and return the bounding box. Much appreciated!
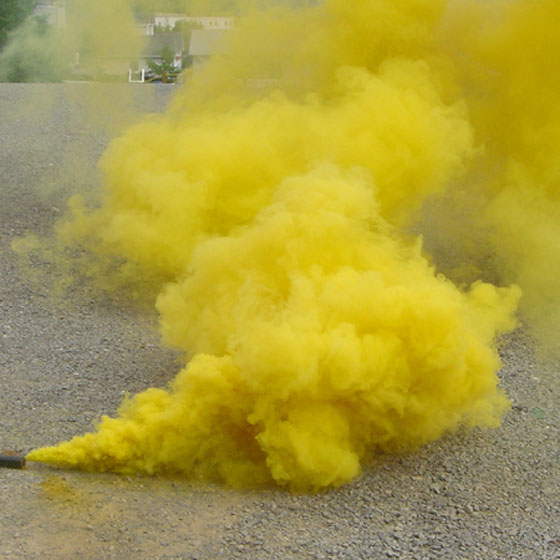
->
[1,83,559,560]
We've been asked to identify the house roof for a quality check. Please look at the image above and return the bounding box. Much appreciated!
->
[143,33,184,57]
[154,12,187,18]
[134,13,153,24]
[189,29,230,56]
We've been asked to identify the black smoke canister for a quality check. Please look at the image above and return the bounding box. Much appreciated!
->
[0,455,26,469]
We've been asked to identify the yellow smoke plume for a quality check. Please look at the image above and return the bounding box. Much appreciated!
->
[27,0,557,490]
[468,0,560,356]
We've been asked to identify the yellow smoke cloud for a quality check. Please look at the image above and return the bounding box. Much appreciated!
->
[27,0,557,490]
[429,0,560,356]
[473,0,560,357]
[29,163,520,490]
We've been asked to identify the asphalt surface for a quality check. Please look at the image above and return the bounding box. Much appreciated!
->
[1,83,559,560]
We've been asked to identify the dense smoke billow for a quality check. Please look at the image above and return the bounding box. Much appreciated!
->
[23,0,559,491]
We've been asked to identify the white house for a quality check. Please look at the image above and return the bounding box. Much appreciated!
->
[129,32,184,82]
[188,28,283,89]
[189,29,230,70]
[181,16,234,30]
[151,13,234,33]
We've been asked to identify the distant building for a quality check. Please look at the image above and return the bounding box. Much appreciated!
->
[181,16,234,30]
[189,29,230,69]
[129,32,184,83]
[135,13,155,37]
[144,32,184,70]
[143,13,234,35]
[189,28,286,90]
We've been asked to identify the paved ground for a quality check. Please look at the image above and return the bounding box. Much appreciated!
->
[1,84,558,559]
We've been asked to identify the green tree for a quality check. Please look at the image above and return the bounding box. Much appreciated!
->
[0,0,36,50]
[147,43,176,82]
[0,16,65,82]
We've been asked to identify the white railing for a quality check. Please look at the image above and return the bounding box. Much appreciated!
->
[128,69,145,83]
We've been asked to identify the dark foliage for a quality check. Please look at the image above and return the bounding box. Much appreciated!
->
[0,0,36,50]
